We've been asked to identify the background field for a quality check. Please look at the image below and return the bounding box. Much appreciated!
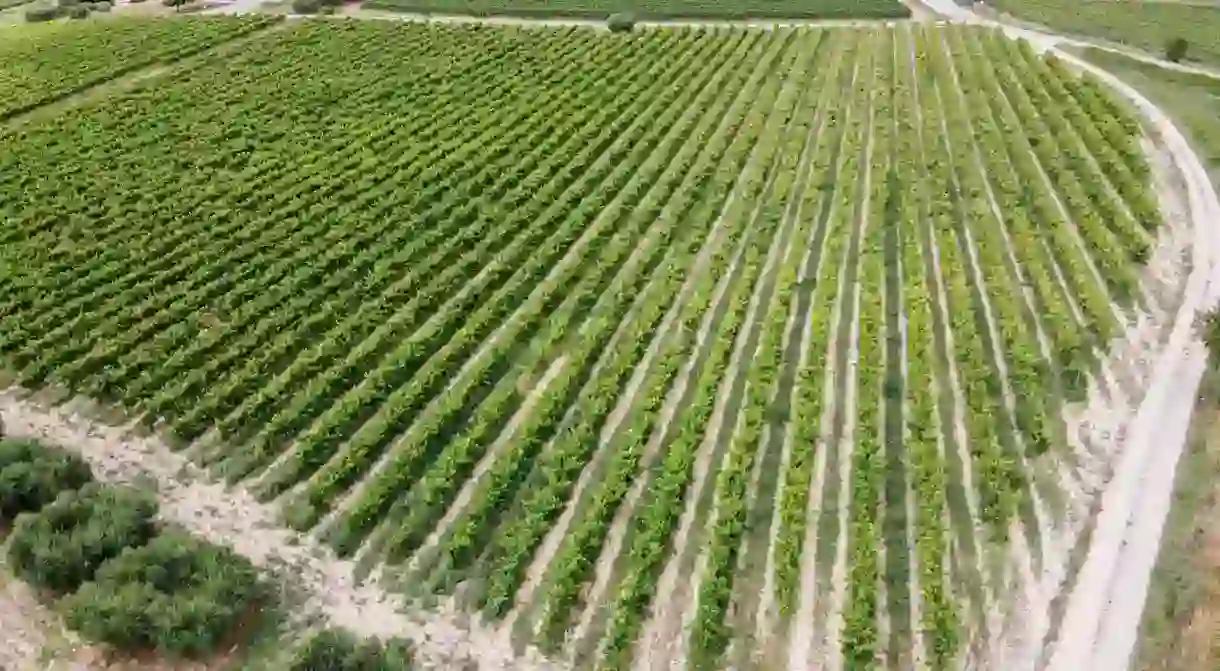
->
[986,0,1220,67]
[0,16,1175,671]
[357,0,910,19]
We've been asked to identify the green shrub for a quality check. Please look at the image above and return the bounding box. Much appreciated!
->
[67,4,88,16]
[291,0,319,12]
[319,4,335,12]
[24,5,59,20]
[284,629,413,670]
[0,438,93,522]
[92,2,110,10]
[607,12,636,32]
[63,532,262,656]
[7,484,157,593]
[1202,311,1220,360]
[1166,37,1189,63]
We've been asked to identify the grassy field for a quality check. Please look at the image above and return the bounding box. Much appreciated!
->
[0,17,1171,670]
[357,0,910,19]
[987,0,1220,68]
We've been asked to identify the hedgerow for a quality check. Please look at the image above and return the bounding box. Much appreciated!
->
[63,532,262,656]
[0,438,93,521]
[283,629,413,670]
[7,484,158,593]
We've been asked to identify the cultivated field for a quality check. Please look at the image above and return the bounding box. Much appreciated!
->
[0,17,1187,670]
[354,0,910,20]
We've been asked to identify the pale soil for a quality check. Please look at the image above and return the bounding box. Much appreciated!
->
[0,389,561,671]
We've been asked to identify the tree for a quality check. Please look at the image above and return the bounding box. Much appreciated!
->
[1166,37,1189,63]
[63,532,263,657]
[607,12,636,32]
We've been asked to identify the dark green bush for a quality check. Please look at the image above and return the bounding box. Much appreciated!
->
[67,4,88,16]
[291,0,319,12]
[319,4,335,12]
[1166,37,1189,63]
[7,484,157,593]
[24,5,59,20]
[63,532,262,657]
[92,2,110,10]
[1202,311,1220,360]
[0,438,93,522]
[284,629,413,670]
[607,11,636,32]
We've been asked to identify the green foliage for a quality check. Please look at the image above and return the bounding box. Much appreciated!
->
[1166,37,1190,63]
[292,0,319,12]
[7,484,157,593]
[606,11,634,31]
[67,5,88,18]
[284,629,413,670]
[0,438,93,521]
[63,532,262,656]
[24,5,59,20]
[1202,311,1220,361]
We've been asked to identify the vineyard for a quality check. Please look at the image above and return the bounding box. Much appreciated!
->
[0,17,1182,670]
[356,0,910,20]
